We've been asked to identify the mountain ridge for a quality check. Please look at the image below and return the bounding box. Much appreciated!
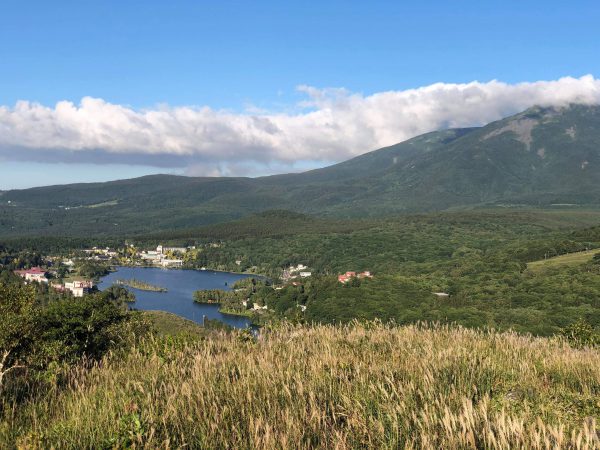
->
[2,104,600,236]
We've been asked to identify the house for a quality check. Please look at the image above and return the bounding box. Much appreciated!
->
[14,267,49,283]
[253,303,268,311]
[65,280,93,297]
[299,271,312,278]
[338,271,356,283]
[338,271,373,283]
[433,292,450,298]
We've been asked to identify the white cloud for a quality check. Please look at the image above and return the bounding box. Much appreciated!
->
[1,75,600,175]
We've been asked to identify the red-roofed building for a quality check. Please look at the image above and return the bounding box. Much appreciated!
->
[338,271,373,283]
[14,267,49,283]
[338,271,356,283]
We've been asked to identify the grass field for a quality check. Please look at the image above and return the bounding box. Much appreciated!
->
[3,323,599,449]
[527,249,599,273]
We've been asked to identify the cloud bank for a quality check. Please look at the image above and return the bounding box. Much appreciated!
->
[1,75,600,176]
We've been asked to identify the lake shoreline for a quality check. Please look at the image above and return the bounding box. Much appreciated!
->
[110,263,267,278]
[98,266,256,329]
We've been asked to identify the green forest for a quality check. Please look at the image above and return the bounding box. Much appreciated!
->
[3,209,600,336]
[150,209,600,336]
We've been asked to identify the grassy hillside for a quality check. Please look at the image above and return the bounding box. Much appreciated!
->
[527,249,599,273]
[3,323,598,449]
[4,105,600,236]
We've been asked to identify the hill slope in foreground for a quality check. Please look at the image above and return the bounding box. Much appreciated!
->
[7,323,599,449]
[3,104,600,236]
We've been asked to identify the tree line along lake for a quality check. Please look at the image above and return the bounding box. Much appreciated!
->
[98,267,256,329]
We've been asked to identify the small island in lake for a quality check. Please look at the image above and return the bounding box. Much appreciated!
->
[116,278,168,292]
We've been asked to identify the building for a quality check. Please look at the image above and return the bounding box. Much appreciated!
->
[282,264,311,281]
[338,271,356,283]
[157,245,188,254]
[160,259,184,268]
[65,280,94,297]
[338,271,373,283]
[14,267,49,283]
[140,251,162,262]
[62,259,75,268]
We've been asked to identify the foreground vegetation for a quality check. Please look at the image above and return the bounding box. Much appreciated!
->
[1,322,598,449]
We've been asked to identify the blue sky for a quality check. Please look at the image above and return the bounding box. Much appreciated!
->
[1,1,600,189]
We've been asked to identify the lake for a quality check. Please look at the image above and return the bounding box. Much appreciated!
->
[98,267,255,329]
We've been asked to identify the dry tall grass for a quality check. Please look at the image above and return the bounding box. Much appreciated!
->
[3,323,599,449]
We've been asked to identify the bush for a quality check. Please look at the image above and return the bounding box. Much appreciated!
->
[561,318,600,347]
[0,283,137,396]
[36,295,129,364]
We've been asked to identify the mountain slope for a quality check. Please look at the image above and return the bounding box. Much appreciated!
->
[277,104,600,214]
[2,104,600,236]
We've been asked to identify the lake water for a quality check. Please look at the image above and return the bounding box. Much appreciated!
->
[98,267,255,329]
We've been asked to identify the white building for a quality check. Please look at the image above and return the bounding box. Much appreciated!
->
[157,245,188,254]
[65,280,93,297]
[161,259,183,268]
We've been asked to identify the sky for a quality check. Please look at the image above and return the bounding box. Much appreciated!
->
[1,0,600,189]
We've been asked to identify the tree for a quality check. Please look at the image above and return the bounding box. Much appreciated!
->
[36,295,128,363]
[0,283,36,391]
[100,285,136,303]
[77,262,109,279]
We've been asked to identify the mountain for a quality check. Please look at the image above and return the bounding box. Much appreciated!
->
[2,104,600,236]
